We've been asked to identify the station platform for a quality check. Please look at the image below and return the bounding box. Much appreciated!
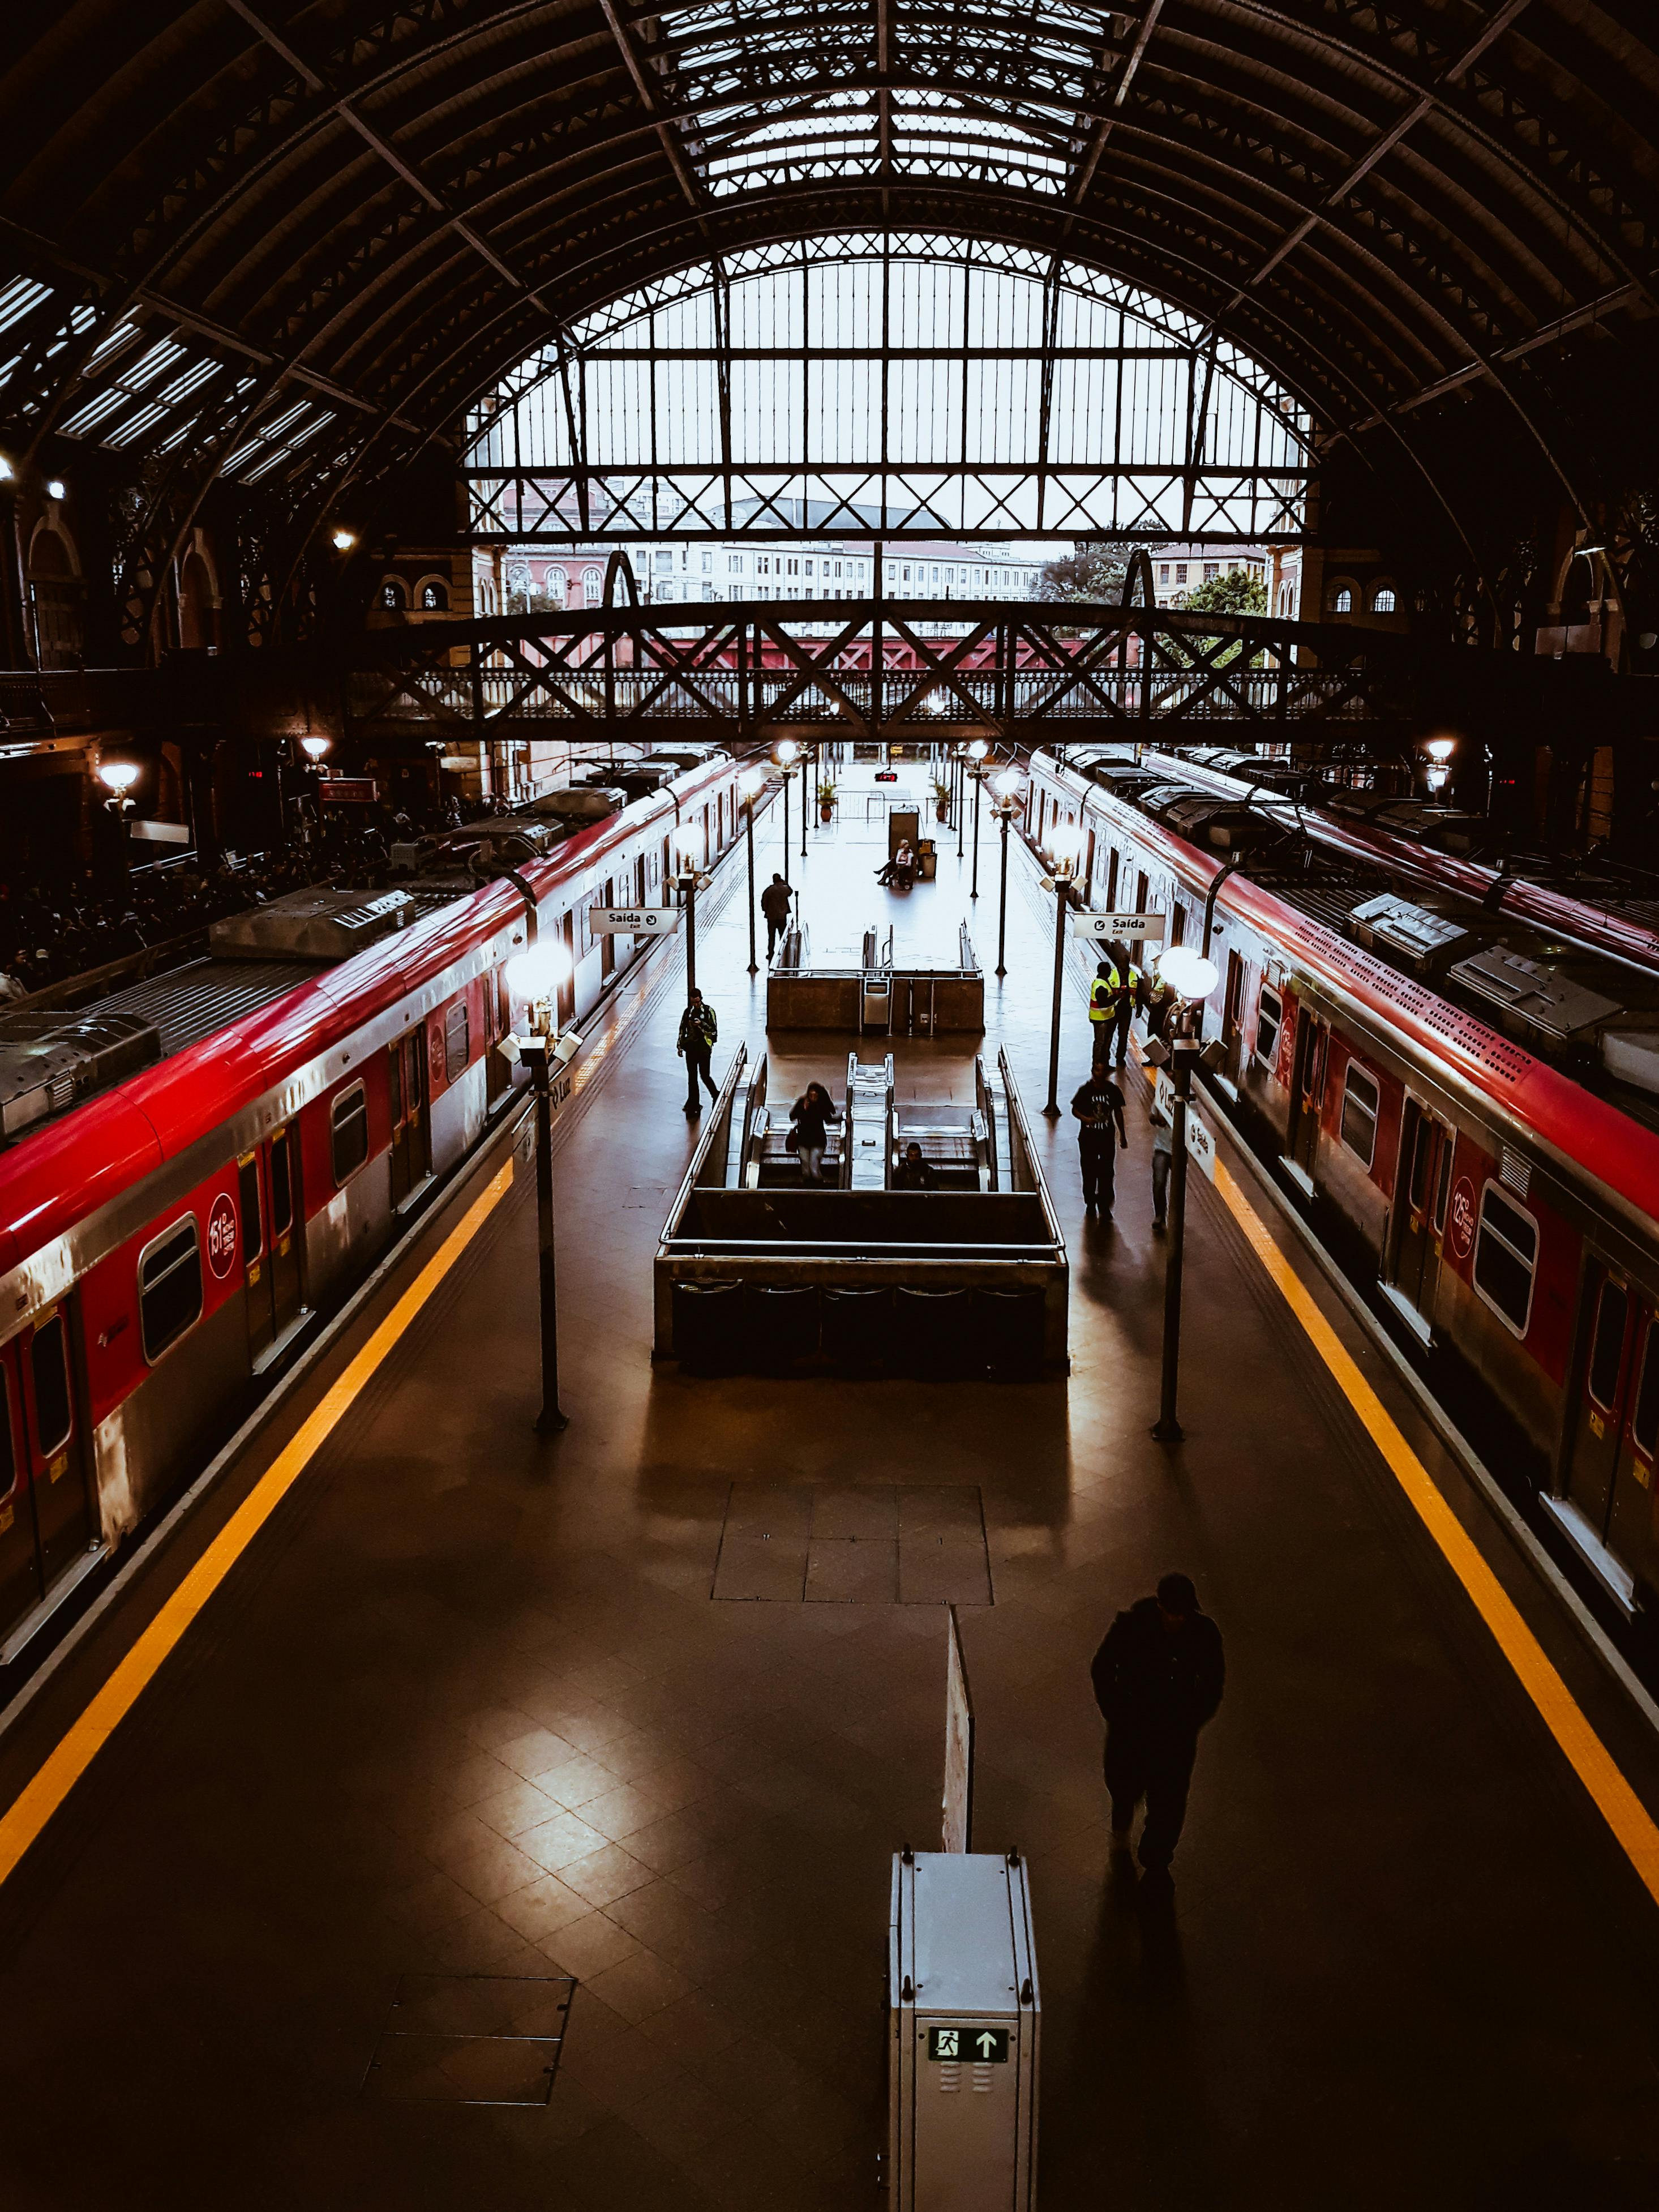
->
[1,764,1658,2211]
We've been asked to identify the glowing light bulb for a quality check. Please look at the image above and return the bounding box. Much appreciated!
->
[1156,946,1220,1002]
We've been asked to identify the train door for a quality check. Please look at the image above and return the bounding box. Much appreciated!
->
[388,1028,431,1204]
[0,1344,44,1634]
[1609,1308,1659,1600]
[265,1123,305,1338]
[1083,830,1096,904]
[238,1148,275,1362]
[1387,1099,1454,1326]
[18,1305,95,1586]
[1561,1266,1659,1595]
[1104,848,1119,910]
[1287,1008,1327,1181]
[600,879,616,981]
[1221,951,1246,1081]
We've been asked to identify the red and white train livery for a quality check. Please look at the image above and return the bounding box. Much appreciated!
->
[1027,743,1659,1644]
[0,753,749,1662]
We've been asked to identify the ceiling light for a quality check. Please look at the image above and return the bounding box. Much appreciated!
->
[330,527,357,553]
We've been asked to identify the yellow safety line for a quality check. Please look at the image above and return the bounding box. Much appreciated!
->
[1207,1148,1659,1904]
[0,1159,515,1888]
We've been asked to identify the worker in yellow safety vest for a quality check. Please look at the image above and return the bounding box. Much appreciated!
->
[1090,951,1140,1067]
[1141,965,1176,1046]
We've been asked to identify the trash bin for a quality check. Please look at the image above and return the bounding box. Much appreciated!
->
[972,1286,1046,1380]
[897,1285,975,1377]
[823,1285,894,1371]
[745,1283,821,1368]
[672,1279,744,1371]
[916,838,937,881]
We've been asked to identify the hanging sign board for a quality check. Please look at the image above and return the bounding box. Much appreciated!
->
[588,906,678,936]
[942,1604,975,1855]
[1070,911,1166,941]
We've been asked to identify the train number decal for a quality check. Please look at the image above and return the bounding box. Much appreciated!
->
[206,1192,239,1281]
[1448,1177,1477,1260]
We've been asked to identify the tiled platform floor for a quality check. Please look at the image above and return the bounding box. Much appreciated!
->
[0,766,1657,2210]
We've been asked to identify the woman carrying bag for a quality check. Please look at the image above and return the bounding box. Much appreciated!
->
[788,1082,839,1184]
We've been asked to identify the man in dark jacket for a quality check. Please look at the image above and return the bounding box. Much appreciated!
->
[677,989,719,1114]
[1070,1067,1128,1215]
[1090,1572,1224,1885]
[760,873,793,960]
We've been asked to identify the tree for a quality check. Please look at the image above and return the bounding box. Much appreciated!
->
[1039,539,1143,604]
[1177,568,1268,618]
[1165,565,1270,669]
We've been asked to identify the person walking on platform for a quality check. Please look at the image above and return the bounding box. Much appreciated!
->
[760,873,793,961]
[1070,1065,1128,1215]
[1091,1572,1224,1891]
[677,988,719,1115]
[789,1081,839,1184]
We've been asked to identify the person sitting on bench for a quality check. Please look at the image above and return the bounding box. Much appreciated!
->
[876,838,917,888]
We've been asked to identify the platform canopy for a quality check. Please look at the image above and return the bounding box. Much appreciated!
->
[2,2,1654,598]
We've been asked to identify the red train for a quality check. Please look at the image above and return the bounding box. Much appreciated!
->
[1027,743,1659,1646]
[0,752,749,1663]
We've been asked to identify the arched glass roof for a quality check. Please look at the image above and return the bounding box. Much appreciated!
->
[466,235,1311,541]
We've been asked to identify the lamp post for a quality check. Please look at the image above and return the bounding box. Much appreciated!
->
[739,765,765,974]
[774,737,799,887]
[98,759,140,878]
[965,738,988,897]
[673,823,711,996]
[800,745,811,857]
[1040,824,1084,1116]
[989,767,1024,981]
[504,938,580,1436]
[1144,945,1222,1445]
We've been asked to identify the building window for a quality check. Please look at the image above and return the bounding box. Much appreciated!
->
[419,580,448,611]
[331,1083,370,1186]
[139,1218,204,1363]
[1339,1062,1379,1166]
[1331,586,1354,613]
[1204,562,1218,581]
[1175,564,1188,585]
[887,563,897,580]
[582,567,602,605]
[701,551,712,572]
[1472,1183,1538,1336]
[1371,585,1397,613]
[379,577,406,609]
[1255,983,1283,1068]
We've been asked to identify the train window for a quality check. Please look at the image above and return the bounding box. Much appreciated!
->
[1632,1328,1659,1461]
[331,1083,370,1186]
[237,1154,263,1264]
[31,1314,73,1454]
[1339,1062,1379,1167]
[1433,1132,1454,1233]
[270,1131,294,1239]
[1472,1183,1538,1337]
[138,1220,204,1364]
[1255,985,1282,1068]
[444,1000,470,1083]
[1587,1280,1629,1411]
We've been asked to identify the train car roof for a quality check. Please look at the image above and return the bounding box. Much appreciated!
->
[0,756,737,1278]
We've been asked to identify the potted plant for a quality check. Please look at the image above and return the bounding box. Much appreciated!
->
[817,777,837,822]
[932,776,952,822]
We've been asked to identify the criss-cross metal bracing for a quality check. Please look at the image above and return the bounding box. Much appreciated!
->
[3,2,1658,648]
[464,237,1312,541]
[341,594,1434,746]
